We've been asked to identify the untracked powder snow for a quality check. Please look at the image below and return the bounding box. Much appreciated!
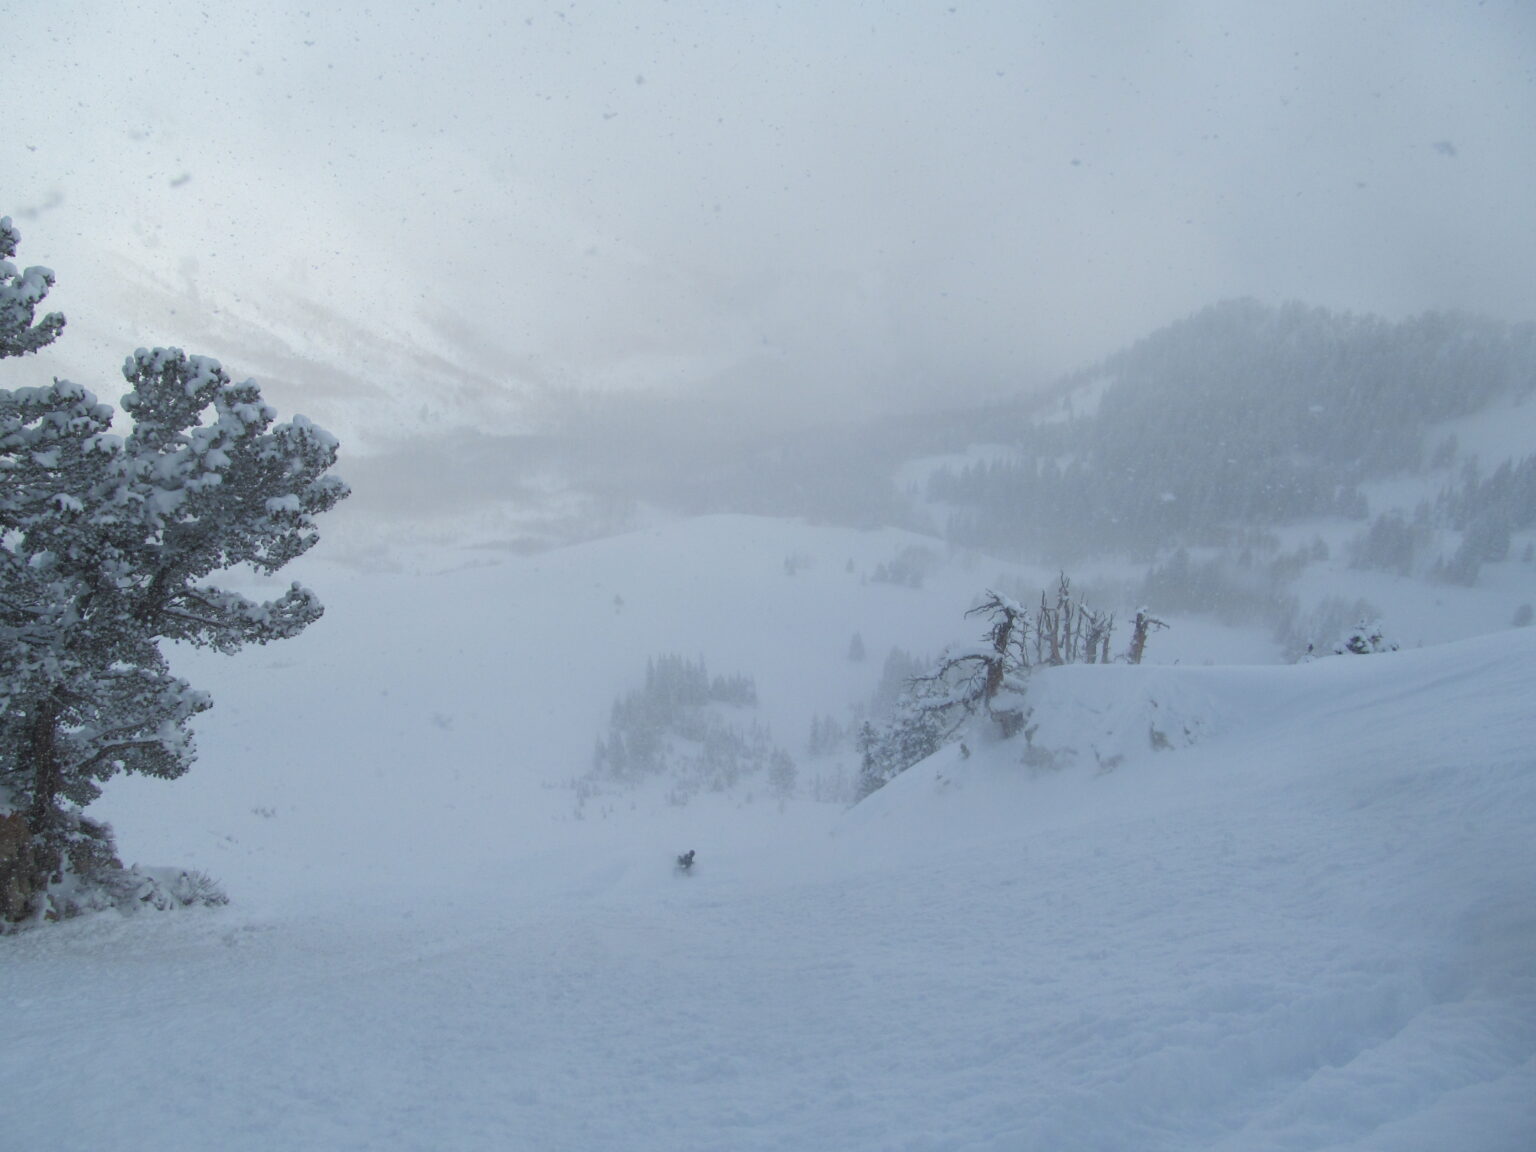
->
[4,517,1533,1151]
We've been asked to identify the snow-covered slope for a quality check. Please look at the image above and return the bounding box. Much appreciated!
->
[4,516,1534,1150]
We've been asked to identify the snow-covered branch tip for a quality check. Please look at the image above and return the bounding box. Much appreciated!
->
[0,218,66,359]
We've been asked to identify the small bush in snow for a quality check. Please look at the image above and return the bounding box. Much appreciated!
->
[104,867,229,912]
[1304,619,1399,660]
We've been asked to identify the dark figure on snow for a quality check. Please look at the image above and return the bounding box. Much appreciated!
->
[676,849,696,872]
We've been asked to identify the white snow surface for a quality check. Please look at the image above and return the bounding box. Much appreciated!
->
[4,515,1534,1151]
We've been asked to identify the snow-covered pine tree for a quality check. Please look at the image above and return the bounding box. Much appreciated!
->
[856,709,944,798]
[0,216,66,358]
[0,221,348,921]
[1333,619,1398,656]
[856,592,1028,797]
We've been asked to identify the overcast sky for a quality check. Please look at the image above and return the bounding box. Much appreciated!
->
[6,0,1535,443]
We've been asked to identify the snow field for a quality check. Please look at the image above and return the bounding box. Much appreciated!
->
[4,515,1534,1149]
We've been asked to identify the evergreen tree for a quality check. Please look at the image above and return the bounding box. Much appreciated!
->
[0,220,348,922]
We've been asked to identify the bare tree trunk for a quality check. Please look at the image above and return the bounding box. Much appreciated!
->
[1031,592,1046,665]
[0,696,66,923]
[975,598,1021,704]
[1127,610,1166,665]
[1128,612,1149,665]
[1041,592,1061,665]
[0,811,38,922]
[24,697,62,833]
[1057,575,1073,663]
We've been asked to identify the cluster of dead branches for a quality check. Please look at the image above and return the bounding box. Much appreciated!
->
[910,575,1166,733]
[856,577,1169,797]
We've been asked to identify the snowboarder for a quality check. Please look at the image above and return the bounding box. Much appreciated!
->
[676,849,696,873]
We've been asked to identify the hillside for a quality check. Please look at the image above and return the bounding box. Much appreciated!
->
[309,300,1536,674]
[929,300,1536,559]
[5,515,1533,1150]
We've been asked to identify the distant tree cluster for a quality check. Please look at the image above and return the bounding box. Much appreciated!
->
[1433,456,1536,585]
[1137,542,1315,624]
[585,655,793,809]
[869,546,938,589]
[1344,453,1536,586]
[805,713,846,757]
[1350,510,1433,578]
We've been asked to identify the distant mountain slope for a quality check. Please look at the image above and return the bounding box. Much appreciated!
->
[931,300,1536,557]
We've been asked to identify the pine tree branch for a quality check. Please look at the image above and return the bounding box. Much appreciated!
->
[62,738,175,779]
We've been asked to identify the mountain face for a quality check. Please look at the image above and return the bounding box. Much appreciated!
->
[929,300,1536,558]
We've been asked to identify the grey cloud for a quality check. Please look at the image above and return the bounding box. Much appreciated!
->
[4,0,1534,446]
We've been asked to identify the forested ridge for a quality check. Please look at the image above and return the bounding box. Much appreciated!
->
[932,300,1536,557]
